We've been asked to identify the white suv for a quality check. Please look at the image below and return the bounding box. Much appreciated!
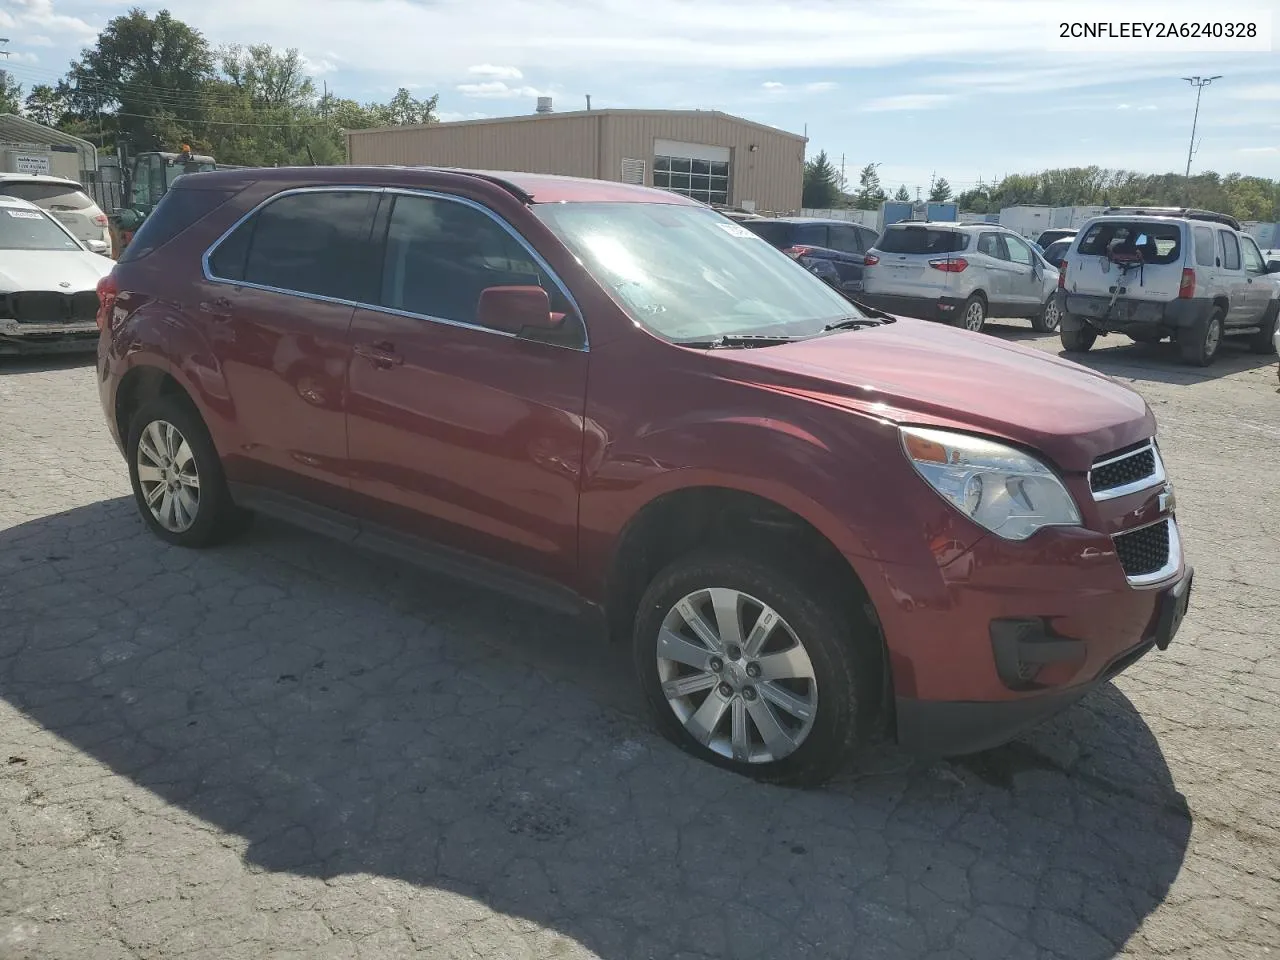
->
[0,174,112,254]
[860,221,1062,334]
[1056,207,1280,366]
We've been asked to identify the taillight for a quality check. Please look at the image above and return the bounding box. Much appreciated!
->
[783,245,814,259]
[1178,268,1196,299]
[928,257,968,272]
[93,214,109,226]
[96,273,118,331]
[1058,260,1067,288]
[863,254,880,266]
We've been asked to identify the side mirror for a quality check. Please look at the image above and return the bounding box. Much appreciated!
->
[1267,260,1280,274]
[86,238,110,255]
[476,285,561,335]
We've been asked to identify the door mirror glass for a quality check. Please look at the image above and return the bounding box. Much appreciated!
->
[476,285,561,334]
[1268,260,1280,274]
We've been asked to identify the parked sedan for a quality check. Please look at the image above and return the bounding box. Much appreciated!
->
[742,217,877,295]
[0,195,114,355]
[0,174,113,253]
[860,221,1062,333]
[1041,237,1072,268]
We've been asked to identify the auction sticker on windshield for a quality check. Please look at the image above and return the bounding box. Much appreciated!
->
[717,222,757,239]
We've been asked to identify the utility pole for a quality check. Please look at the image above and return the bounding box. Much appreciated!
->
[1182,75,1221,203]
[0,38,10,103]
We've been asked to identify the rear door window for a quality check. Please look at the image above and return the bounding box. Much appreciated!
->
[208,190,380,302]
[1077,221,1182,264]
[1193,226,1215,266]
[827,225,863,254]
[793,222,829,247]
[1219,231,1241,271]
[877,227,966,254]
[976,232,1006,259]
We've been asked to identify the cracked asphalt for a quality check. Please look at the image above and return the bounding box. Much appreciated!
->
[1,324,1278,960]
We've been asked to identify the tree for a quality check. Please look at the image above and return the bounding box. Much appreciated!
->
[219,44,314,109]
[0,72,23,114]
[23,85,66,126]
[802,150,842,209]
[893,185,911,202]
[928,177,953,202]
[63,8,216,150]
[383,87,438,126]
[852,162,886,210]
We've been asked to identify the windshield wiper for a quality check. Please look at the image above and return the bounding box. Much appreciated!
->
[678,334,806,349]
[822,314,894,332]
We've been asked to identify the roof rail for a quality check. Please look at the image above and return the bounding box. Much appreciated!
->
[408,165,535,204]
[1101,206,1241,231]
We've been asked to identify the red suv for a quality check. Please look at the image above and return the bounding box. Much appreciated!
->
[97,167,1192,786]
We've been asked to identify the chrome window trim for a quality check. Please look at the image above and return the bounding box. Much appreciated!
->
[1114,515,1182,588]
[1089,441,1166,502]
[200,184,589,352]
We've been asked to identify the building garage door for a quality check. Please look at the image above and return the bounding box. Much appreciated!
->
[652,139,730,207]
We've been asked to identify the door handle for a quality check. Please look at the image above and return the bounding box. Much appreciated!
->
[354,341,403,369]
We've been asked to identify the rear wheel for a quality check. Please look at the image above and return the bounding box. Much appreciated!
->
[1178,309,1223,367]
[1248,302,1278,355]
[1032,295,1061,333]
[1059,321,1097,353]
[632,549,878,786]
[954,294,986,333]
[126,395,250,547]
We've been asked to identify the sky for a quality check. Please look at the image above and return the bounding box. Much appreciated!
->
[1,0,1277,195]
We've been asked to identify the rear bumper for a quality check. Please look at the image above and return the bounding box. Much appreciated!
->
[857,293,960,322]
[1060,292,1213,331]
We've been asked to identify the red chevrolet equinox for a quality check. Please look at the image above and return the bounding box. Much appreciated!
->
[97,167,1192,786]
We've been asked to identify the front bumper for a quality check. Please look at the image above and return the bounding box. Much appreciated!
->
[0,318,98,354]
[895,567,1192,757]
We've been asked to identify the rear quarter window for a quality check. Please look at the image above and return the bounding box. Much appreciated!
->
[1193,226,1215,267]
[741,220,795,247]
[1077,221,1182,265]
[119,186,238,262]
[876,227,967,254]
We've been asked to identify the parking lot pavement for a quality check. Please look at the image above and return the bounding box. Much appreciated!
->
[1,330,1277,960]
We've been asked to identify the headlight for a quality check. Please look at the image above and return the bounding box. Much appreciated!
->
[900,426,1081,541]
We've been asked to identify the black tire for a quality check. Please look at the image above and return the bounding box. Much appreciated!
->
[1031,295,1061,333]
[953,294,986,333]
[632,549,879,786]
[1248,302,1278,355]
[1178,309,1223,367]
[126,394,250,547]
[1059,321,1098,353]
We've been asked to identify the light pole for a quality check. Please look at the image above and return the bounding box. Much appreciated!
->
[1182,75,1221,203]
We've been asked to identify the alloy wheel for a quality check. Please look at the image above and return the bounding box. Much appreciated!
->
[1205,314,1222,356]
[656,587,818,763]
[965,301,985,331]
[1041,298,1061,331]
[135,420,201,533]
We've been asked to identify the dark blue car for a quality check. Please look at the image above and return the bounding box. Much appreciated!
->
[742,217,879,294]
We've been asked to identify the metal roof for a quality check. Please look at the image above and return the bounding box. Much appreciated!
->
[0,114,98,171]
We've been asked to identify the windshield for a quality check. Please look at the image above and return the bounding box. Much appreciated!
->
[532,202,858,342]
[0,204,83,251]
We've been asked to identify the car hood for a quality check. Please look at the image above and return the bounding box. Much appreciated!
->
[721,317,1154,472]
[0,251,112,293]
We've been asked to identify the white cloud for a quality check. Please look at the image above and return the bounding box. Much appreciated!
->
[1230,84,1280,102]
[3,0,96,42]
[467,64,523,80]
[26,35,54,47]
[437,110,491,122]
[1239,146,1280,154]
[861,93,955,112]
[300,54,339,76]
[805,81,837,93]
[456,80,549,99]
[1116,103,1158,111]
[761,81,784,89]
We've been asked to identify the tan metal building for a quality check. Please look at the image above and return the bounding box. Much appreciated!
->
[346,107,806,214]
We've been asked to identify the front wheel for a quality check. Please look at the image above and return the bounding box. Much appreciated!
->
[126,395,250,547]
[632,550,878,786]
[1032,295,1061,333]
[1248,302,1278,355]
[1178,309,1223,367]
[1059,321,1098,353]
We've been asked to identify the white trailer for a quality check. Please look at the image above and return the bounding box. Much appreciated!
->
[1048,205,1106,230]
[998,205,1053,239]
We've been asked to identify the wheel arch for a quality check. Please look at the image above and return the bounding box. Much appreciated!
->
[114,363,198,447]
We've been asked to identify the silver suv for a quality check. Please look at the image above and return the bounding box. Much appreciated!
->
[0,174,112,253]
[1056,207,1280,366]
[860,221,1061,334]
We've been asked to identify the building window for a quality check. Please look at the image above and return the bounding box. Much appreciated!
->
[653,155,730,206]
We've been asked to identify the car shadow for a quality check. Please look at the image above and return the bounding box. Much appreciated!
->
[0,499,1192,957]
[0,351,97,375]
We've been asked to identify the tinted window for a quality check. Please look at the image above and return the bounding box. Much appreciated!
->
[213,191,378,302]
[793,223,828,246]
[380,194,572,329]
[877,227,966,254]
[857,227,878,251]
[976,232,1006,259]
[1241,236,1265,275]
[1044,238,1071,264]
[121,186,236,262]
[741,220,796,247]
[1219,231,1241,271]
[1077,221,1181,265]
[827,225,863,254]
[0,181,93,209]
[1193,226,1215,267]
[0,204,81,250]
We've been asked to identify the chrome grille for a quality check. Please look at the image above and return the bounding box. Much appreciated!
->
[1114,519,1171,579]
[1089,441,1164,500]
